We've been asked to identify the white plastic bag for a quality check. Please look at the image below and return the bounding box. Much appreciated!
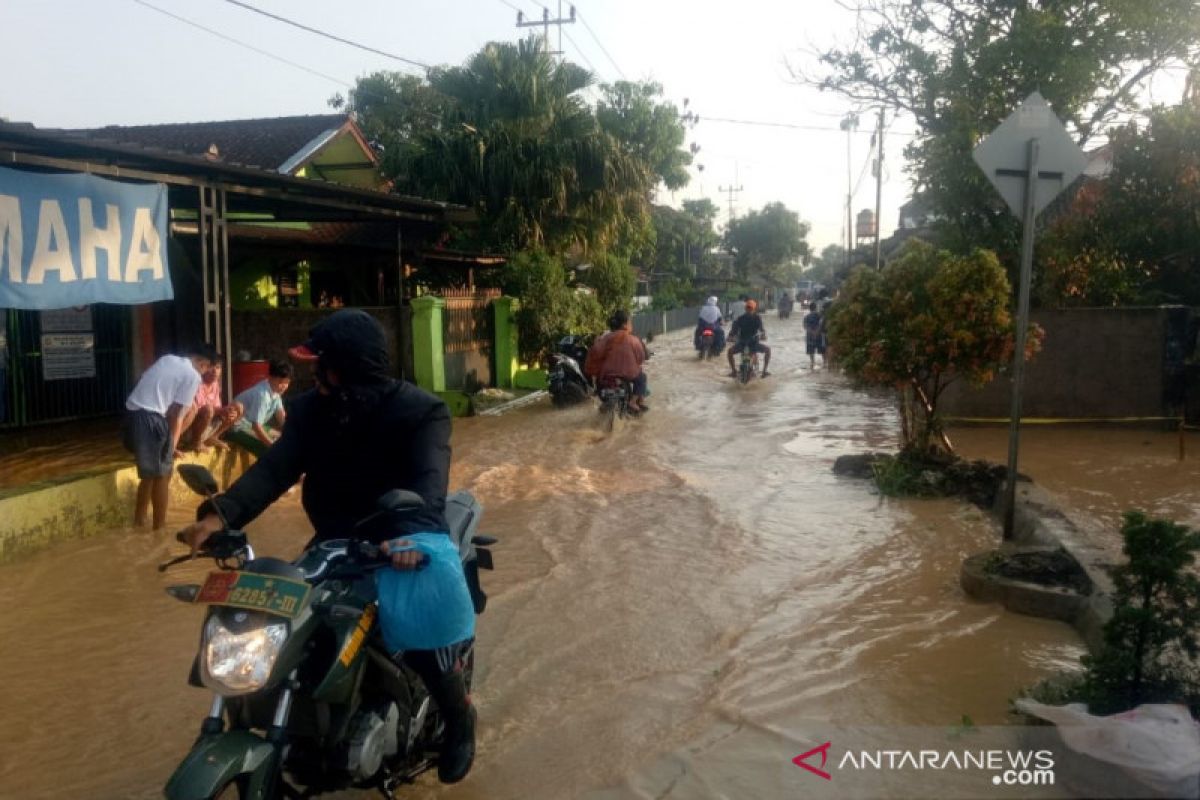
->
[1015,699,1200,799]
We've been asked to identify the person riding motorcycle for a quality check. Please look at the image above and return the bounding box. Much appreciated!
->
[585,309,650,413]
[727,299,772,378]
[694,296,726,353]
[179,309,478,785]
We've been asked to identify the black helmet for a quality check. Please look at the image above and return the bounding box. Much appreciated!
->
[289,309,391,385]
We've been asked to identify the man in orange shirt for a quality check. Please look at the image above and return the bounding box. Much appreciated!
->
[584,309,649,413]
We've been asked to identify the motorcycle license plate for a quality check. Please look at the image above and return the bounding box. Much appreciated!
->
[195,571,310,619]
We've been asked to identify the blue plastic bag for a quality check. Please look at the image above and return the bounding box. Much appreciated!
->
[375,532,476,653]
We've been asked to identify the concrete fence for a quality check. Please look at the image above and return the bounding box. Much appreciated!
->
[631,306,702,341]
[940,306,1192,423]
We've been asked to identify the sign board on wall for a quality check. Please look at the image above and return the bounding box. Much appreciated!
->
[40,305,93,332]
[0,165,173,309]
[41,333,96,380]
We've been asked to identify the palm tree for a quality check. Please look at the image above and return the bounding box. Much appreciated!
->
[396,40,650,253]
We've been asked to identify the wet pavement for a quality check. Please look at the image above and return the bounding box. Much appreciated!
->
[0,318,1107,798]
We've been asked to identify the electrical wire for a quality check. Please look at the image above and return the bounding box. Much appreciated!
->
[575,7,627,80]
[132,0,351,88]
[221,0,430,71]
[700,115,917,136]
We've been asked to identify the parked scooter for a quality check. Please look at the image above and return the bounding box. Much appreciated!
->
[548,335,592,408]
[160,465,495,800]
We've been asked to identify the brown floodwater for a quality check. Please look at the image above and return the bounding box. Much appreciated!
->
[0,318,1100,799]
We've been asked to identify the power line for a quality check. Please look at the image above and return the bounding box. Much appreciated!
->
[133,0,350,88]
[562,28,600,76]
[700,115,917,136]
[221,0,430,71]
[575,8,627,80]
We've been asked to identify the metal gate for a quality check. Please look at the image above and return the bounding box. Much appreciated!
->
[1,306,132,427]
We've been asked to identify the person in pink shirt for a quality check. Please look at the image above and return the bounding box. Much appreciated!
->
[181,359,243,452]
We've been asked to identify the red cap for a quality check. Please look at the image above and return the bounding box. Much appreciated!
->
[288,343,319,362]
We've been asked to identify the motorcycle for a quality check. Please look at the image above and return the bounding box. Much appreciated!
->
[736,333,765,385]
[595,376,636,432]
[548,335,592,408]
[161,464,495,800]
[695,325,723,361]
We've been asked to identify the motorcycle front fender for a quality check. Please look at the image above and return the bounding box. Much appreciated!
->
[164,730,278,800]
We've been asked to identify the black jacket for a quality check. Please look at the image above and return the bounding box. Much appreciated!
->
[207,380,451,542]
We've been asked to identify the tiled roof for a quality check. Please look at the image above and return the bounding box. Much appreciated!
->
[58,114,352,171]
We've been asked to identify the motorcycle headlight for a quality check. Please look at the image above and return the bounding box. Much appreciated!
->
[201,615,288,695]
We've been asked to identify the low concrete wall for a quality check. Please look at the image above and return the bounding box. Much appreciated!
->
[941,307,1183,421]
[0,448,248,563]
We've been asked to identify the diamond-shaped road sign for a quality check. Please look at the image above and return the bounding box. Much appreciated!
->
[972,91,1087,218]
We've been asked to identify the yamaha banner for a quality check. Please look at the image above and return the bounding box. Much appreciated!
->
[0,166,172,309]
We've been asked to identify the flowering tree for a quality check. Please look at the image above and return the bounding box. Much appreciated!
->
[827,240,1042,454]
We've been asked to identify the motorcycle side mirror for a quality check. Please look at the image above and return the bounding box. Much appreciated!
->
[178,464,219,497]
[165,584,201,603]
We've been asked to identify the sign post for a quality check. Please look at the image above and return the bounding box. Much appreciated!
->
[972,93,1086,539]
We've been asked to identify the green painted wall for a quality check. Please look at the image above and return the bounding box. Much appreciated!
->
[411,296,446,394]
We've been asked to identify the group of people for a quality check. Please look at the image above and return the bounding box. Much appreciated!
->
[121,350,293,530]
[692,291,836,374]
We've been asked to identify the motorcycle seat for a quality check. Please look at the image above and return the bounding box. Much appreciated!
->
[444,491,479,550]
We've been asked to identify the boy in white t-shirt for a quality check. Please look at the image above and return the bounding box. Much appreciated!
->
[121,345,216,529]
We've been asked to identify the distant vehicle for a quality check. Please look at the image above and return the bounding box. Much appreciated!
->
[796,280,814,301]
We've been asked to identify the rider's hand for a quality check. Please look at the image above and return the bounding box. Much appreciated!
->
[381,538,424,570]
[179,514,224,557]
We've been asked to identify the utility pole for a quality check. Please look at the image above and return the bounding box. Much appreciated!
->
[840,113,858,273]
[874,106,885,270]
[719,163,744,229]
[516,4,575,57]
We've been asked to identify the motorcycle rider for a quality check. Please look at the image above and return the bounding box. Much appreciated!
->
[179,309,477,785]
[727,299,772,378]
[585,309,650,413]
[694,296,726,354]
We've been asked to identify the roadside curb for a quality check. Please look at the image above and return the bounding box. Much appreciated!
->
[962,480,1116,652]
[476,390,548,417]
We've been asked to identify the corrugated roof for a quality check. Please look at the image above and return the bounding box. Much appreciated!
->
[58,114,352,171]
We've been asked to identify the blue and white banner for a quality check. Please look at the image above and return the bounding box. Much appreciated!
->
[0,166,173,309]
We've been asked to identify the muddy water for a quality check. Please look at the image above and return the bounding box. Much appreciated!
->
[0,318,1084,799]
[952,425,1200,535]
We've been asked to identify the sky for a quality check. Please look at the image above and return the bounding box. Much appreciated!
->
[1,0,923,254]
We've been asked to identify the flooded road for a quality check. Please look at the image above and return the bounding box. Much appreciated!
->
[0,317,1087,799]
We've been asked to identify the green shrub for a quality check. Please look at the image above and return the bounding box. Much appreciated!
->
[502,249,604,363]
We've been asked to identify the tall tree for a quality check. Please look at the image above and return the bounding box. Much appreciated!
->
[338,44,693,256]
[798,0,1200,263]
[723,202,811,285]
[596,81,696,192]
[642,198,720,277]
[1040,93,1200,305]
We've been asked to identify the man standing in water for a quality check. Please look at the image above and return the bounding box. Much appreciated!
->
[803,302,826,369]
[122,345,216,529]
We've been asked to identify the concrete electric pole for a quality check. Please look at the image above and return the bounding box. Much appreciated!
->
[840,113,858,273]
[515,3,576,56]
[873,106,885,271]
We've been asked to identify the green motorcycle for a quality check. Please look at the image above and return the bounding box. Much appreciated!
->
[161,465,494,799]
